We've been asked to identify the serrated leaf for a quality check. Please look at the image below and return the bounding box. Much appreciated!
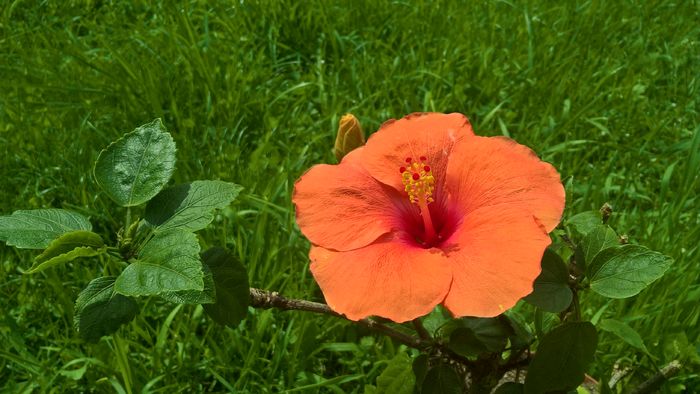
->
[26,230,105,274]
[145,180,242,232]
[94,119,176,207]
[566,211,601,240]
[0,209,92,249]
[588,245,673,298]
[115,229,203,296]
[27,247,102,274]
[74,277,139,343]
[159,264,215,304]
[376,352,415,394]
[441,317,513,357]
[201,247,249,326]
[524,322,597,394]
[35,230,104,262]
[421,363,463,394]
[580,225,619,268]
[598,319,649,353]
[523,249,573,313]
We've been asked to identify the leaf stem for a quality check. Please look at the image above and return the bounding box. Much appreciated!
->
[571,290,581,321]
[125,207,132,233]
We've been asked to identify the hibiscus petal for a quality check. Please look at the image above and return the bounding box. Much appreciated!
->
[293,148,403,251]
[446,136,565,232]
[441,207,551,317]
[360,113,474,199]
[310,235,452,322]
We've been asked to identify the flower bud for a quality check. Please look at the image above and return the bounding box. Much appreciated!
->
[334,114,365,161]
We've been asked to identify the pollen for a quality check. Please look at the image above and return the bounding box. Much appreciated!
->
[401,156,435,204]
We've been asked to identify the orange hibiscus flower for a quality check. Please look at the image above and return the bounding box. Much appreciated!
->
[293,113,565,322]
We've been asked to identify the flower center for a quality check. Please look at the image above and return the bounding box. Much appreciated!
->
[400,156,437,244]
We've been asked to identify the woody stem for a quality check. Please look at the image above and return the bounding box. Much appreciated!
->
[249,288,426,349]
[418,199,437,243]
[248,288,481,374]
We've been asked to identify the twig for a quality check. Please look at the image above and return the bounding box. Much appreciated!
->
[608,361,632,389]
[249,288,425,349]
[500,350,532,373]
[630,360,682,394]
[412,318,432,340]
[250,288,338,316]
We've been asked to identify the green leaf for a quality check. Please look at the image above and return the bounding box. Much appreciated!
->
[442,317,513,357]
[412,354,429,392]
[504,310,534,349]
[598,319,649,353]
[26,230,104,274]
[579,225,619,268]
[494,382,524,394]
[588,245,673,298]
[524,321,597,394]
[145,180,243,232]
[74,277,139,343]
[523,249,573,313]
[94,119,176,207]
[201,247,250,327]
[115,229,204,296]
[363,385,378,394]
[159,264,215,304]
[376,352,415,394]
[59,362,88,381]
[449,327,487,357]
[662,331,700,366]
[566,211,601,240]
[421,305,452,336]
[533,309,561,338]
[35,230,104,262]
[0,209,92,249]
[421,363,463,394]
[27,247,102,274]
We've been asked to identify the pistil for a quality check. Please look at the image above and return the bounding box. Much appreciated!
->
[417,196,437,244]
[400,156,437,244]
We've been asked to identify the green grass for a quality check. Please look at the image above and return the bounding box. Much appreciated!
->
[1,0,698,392]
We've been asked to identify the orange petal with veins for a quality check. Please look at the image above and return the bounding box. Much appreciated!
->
[446,136,565,232]
[310,234,452,322]
[293,148,404,251]
[441,206,551,317]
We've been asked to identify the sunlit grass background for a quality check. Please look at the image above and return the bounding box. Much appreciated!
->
[1,1,698,392]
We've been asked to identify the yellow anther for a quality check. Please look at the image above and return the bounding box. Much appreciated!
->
[400,157,435,205]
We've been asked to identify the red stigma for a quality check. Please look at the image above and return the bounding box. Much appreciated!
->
[424,165,431,172]
[420,156,427,161]
[412,173,420,180]
[405,157,412,163]
[399,166,406,173]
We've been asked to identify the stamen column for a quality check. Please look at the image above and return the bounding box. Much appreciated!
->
[400,156,437,245]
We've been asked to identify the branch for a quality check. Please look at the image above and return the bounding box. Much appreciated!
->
[412,318,432,340]
[630,360,682,394]
[249,288,426,350]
